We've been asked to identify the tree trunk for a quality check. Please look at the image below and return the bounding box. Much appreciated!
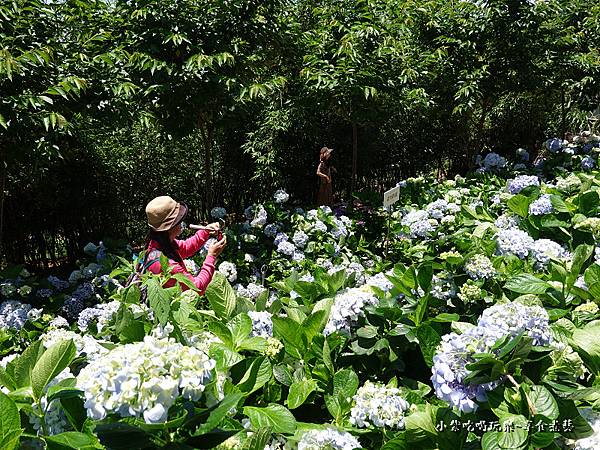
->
[198,114,214,218]
[0,155,5,264]
[349,121,358,211]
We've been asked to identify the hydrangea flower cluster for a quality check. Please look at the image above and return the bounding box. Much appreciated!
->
[401,210,434,238]
[365,272,394,294]
[530,239,571,270]
[0,300,33,330]
[581,156,596,171]
[77,334,216,424]
[478,153,507,172]
[495,213,520,230]
[297,427,361,450]
[292,230,309,248]
[496,228,534,259]
[0,281,16,297]
[328,262,366,286]
[545,137,563,153]
[432,301,552,413]
[210,207,227,219]
[324,287,379,336]
[311,220,328,233]
[264,223,279,237]
[458,282,482,303]
[245,205,267,227]
[273,189,289,204]
[431,273,457,301]
[247,311,273,338]
[507,175,539,194]
[29,368,73,436]
[349,381,411,429]
[41,329,109,362]
[235,282,267,300]
[277,240,296,256]
[77,301,122,334]
[264,337,283,358]
[217,261,237,283]
[464,255,495,280]
[529,194,554,216]
[48,275,69,291]
[184,259,200,276]
[49,316,69,328]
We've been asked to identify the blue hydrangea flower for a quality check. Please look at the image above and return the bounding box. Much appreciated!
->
[507,175,539,194]
[546,138,563,153]
[528,194,553,216]
[516,148,529,161]
[530,239,571,270]
[582,156,595,171]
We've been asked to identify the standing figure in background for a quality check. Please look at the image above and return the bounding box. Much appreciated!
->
[316,146,335,206]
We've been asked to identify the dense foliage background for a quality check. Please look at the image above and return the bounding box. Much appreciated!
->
[1,0,600,265]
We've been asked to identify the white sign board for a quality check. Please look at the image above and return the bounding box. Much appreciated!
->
[383,186,400,208]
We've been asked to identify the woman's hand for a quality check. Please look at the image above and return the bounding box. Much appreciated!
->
[205,222,221,235]
[208,236,227,257]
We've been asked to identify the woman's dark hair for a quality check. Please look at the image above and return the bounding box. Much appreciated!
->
[145,229,183,263]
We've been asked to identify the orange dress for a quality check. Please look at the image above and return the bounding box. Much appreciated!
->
[317,161,333,206]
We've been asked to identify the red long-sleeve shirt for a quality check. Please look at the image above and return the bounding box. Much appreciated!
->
[146,229,216,293]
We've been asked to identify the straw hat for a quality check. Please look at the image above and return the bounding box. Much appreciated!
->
[145,196,188,231]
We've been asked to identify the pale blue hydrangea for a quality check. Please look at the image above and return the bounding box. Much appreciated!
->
[496,228,534,259]
[273,232,288,246]
[528,194,553,216]
[248,205,267,227]
[575,276,588,291]
[247,311,273,338]
[464,255,495,280]
[235,283,267,300]
[0,300,33,330]
[331,218,349,238]
[582,156,595,171]
[595,246,600,264]
[210,207,227,219]
[530,239,571,269]
[320,205,333,214]
[292,250,305,262]
[477,302,553,346]
[495,213,520,230]
[277,241,296,256]
[432,301,552,413]
[365,272,394,293]
[217,261,237,283]
[273,189,289,204]
[350,381,411,429]
[324,287,379,336]
[410,219,435,238]
[293,230,309,248]
[312,220,327,233]
[431,273,456,300]
[37,288,53,298]
[507,175,539,194]
[77,301,122,334]
[297,427,360,450]
[49,316,69,328]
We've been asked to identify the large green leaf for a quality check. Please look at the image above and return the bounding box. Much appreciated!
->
[578,190,599,215]
[287,379,317,409]
[234,357,272,394]
[14,340,44,389]
[0,391,21,450]
[507,194,531,218]
[404,404,438,442]
[504,274,552,294]
[45,431,103,450]
[567,244,594,287]
[95,423,154,450]
[147,277,171,326]
[325,368,358,422]
[31,340,76,400]
[416,323,440,367]
[205,273,237,319]
[194,393,244,435]
[571,325,600,374]
[272,316,305,359]
[530,385,559,420]
[243,404,296,434]
[229,313,253,349]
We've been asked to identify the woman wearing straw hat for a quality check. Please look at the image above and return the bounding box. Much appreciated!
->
[143,196,226,293]
[316,146,335,206]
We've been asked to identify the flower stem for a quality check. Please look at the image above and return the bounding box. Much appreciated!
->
[506,374,537,416]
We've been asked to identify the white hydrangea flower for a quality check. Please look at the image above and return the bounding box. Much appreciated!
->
[273,189,289,204]
[218,261,237,283]
[297,427,360,450]
[77,334,215,424]
[249,205,268,227]
[292,230,309,248]
[464,255,495,280]
[324,287,379,336]
[41,329,109,362]
[496,228,534,259]
[350,381,411,429]
[77,301,122,334]
[235,283,267,300]
[530,239,571,270]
